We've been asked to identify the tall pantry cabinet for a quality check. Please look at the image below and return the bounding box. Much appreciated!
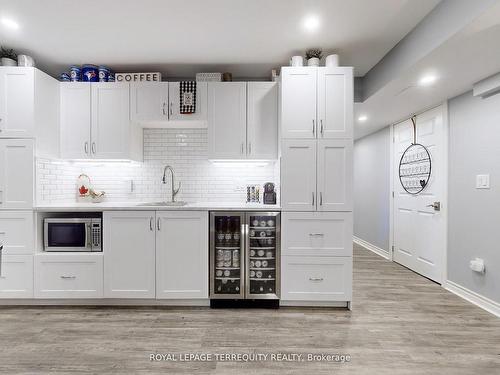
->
[279,66,353,308]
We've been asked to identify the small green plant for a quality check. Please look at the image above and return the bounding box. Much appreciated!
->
[305,48,322,60]
[0,47,17,60]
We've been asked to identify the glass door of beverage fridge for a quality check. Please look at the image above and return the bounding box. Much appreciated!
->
[245,212,280,299]
[210,212,245,299]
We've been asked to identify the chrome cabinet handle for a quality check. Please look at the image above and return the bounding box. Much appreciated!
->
[309,277,324,282]
[91,142,96,154]
[150,217,153,231]
[162,102,166,116]
[312,192,315,206]
[248,142,251,155]
[0,242,3,278]
[320,120,324,136]
[169,102,173,116]
[241,143,244,154]
[84,142,89,154]
[60,275,76,279]
[312,119,315,136]
[309,233,324,237]
[157,217,161,231]
[320,192,323,206]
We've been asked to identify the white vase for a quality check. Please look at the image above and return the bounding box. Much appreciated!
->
[1,57,17,66]
[307,57,320,67]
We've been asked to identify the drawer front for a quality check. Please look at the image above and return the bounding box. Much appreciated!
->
[0,255,33,298]
[281,256,352,301]
[35,254,103,298]
[0,211,34,255]
[282,212,352,257]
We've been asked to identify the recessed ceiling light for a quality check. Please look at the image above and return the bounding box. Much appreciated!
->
[419,74,438,86]
[303,15,320,32]
[1,17,20,30]
[358,115,368,122]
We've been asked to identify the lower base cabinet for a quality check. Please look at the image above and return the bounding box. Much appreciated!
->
[34,254,103,299]
[0,255,33,298]
[156,211,208,299]
[281,256,352,302]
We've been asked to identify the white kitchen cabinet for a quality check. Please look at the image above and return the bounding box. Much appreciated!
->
[247,82,278,159]
[281,66,353,139]
[59,82,142,160]
[34,253,103,299]
[208,82,247,159]
[0,67,34,138]
[168,81,208,126]
[0,211,34,254]
[130,82,169,123]
[317,67,353,139]
[281,67,317,139]
[281,256,352,302]
[60,83,91,159]
[280,139,317,211]
[156,211,208,299]
[0,139,34,209]
[317,139,353,211]
[281,212,352,257]
[0,255,33,298]
[103,211,156,298]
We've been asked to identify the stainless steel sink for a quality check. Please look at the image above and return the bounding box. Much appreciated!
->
[137,201,188,207]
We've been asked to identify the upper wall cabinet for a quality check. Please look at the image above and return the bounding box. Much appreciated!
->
[60,82,142,161]
[281,67,353,139]
[208,82,278,160]
[130,82,169,124]
[168,82,208,126]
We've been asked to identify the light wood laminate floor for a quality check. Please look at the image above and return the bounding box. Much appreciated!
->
[1,244,499,374]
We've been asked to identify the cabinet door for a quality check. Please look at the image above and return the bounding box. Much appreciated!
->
[103,211,156,298]
[280,139,317,211]
[156,211,208,299]
[0,255,33,298]
[60,83,91,159]
[317,67,353,139]
[281,256,352,302]
[317,139,353,211]
[130,82,169,123]
[0,67,34,138]
[281,212,352,257]
[91,83,130,159]
[35,253,103,299]
[281,67,317,139]
[247,82,278,159]
[0,211,34,255]
[0,139,34,209]
[208,82,247,159]
[169,82,208,124]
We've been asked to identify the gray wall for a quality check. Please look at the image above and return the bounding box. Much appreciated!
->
[353,127,391,251]
[448,91,500,303]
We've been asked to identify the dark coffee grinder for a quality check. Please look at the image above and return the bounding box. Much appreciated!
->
[263,182,276,205]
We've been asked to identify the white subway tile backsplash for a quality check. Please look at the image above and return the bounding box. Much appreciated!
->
[37,129,279,204]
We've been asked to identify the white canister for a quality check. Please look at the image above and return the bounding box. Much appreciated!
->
[290,56,304,67]
[0,57,17,66]
[17,55,35,67]
[325,54,339,67]
[307,57,320,67]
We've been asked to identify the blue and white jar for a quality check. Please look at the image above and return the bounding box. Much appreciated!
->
[81,64,99,82]
[60,72,71,82]
[98,66,110,82]
[69,65,81,81]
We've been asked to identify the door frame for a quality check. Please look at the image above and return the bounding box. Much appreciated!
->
[389,102,449,284]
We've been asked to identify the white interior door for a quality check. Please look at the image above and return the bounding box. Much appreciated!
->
[393,105,446,283]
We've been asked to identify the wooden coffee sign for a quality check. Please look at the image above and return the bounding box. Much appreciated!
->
[115,72,162,82]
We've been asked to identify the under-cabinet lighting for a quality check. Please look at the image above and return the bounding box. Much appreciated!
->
[210,160,270,167]
[1,17,20,30]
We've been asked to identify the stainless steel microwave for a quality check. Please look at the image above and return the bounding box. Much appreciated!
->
[44,218,102,252]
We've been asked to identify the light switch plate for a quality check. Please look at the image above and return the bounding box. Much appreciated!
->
[476,174,490,189]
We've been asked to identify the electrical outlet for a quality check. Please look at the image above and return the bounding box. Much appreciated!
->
[476,174,490,189]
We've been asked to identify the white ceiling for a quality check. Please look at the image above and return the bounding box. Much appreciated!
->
[354,2,500,139]
[0,0,439,79]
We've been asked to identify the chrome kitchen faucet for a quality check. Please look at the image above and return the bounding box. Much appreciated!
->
[162,165,181,202]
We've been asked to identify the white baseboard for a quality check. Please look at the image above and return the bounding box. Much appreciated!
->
[445,280,500,318]
[353,236,390,260]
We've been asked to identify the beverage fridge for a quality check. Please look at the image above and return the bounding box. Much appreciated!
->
[209,211,280,305]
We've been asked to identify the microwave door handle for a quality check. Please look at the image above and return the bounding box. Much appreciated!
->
[85,223,91,248]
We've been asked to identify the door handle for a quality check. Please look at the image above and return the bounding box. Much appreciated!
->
[169,102,173,116]
[426,202,441,211]
[320,120,324,136]
[248,142,251,155]
[84,142,89,154]
[157,217,161,231]
[60,275,76,279]
[312,119,315,136]
[312,192,315,206]
[320,192,323,206]
[309,277,324,282]
[241,143,244,154]
[309,233,324,237]
[150,217,153,231]
[162,102,166,116]
[0,242,3,278]
[91,142,96,154]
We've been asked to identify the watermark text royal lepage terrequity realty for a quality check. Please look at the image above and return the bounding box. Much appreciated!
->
[149,352,351,363]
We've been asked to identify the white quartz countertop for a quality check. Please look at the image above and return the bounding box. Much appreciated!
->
[34,201,281,212]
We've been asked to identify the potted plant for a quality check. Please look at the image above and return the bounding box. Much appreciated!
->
[1,47,18,66]
[306,48,322,67]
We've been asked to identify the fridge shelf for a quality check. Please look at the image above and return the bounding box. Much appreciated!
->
[250,268,275,271]
[249,247,275,250]
[215,267,240,270]
[215,277,241,281]
[215,246,241,250]
[250,226,276,230]
[250,278,275,281]
[249,236,275,240]
[249,257,275,260]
